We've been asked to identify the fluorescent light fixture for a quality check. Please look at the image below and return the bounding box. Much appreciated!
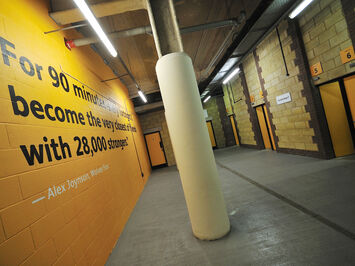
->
[138,90,147,103]
[203,95,211,103]
[222,68,240,84]
[289,0,314,19]
[73,0,117,57]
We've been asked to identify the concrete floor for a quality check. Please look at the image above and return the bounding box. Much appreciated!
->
[106,147,355,266]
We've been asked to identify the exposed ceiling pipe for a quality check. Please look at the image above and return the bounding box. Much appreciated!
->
[201,26,236,80]
[71,20,142,99]
[198,0,274,94]
[44,22,87,34]
[231,0,303,75]
[203,0,304,95]
[66,26,152,48]
[116,52,141,90]
[200,11,246,80]
[181,19,239,34]
[65,19,240,48]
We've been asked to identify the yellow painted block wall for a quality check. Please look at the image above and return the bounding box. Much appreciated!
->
[223,87,233,115]
[203,97,226,148]
[223,79,256,145]
[243,53,265,106]
[0,1,151,265]
[256,21,318,151]
[138,110,176,166]
[300,0,353,84]
[224,20,318,152]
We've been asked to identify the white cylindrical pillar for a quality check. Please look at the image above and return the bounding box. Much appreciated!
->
[156,52,230,240]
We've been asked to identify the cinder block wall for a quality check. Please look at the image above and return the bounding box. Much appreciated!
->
[256,21,317,152]
[0,1,151,265]
[139,96,236,166]
[223,86,233,115]
[243,54,265,107]
[300,0,354,84]
[223,79,256,145]
[222,21,322,154]
[222,0,354,158]
[138,110,176,166]
[203,97,226,148]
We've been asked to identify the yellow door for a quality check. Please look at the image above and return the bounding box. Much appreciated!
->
[256,106,272,149]
[344,75,355,128]
[206,121,217,148]
[229,115,240,145]
[263,105,276,150]
[319,81,354,157]
[144,132,167,167]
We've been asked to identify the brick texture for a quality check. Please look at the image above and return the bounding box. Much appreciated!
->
[1,193,47,238]
[0,219,5,244]
[0,2,151,265]
[223,85,233,115]
[138,110,176,166]
[299,0,354,84]
[244,53,265,107]
[253,49,278,150]
[0,176,22,210]
[255,21,317,152]
[203,97,227,148]
[53,247,75,266]
[0,228,34,265]
[223,78,256,146]
[287,19,334,158]
[20,239,58,266]
[240,64,264,149]
[222,13,337,158]
[215,96,236,147]
[340,0,355,46]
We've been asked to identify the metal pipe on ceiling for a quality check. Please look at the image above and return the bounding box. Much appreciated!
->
[197,0,275,93]
[200,11,246,81]
[201,0,304,96]
[65,19,240,48]
[44,22,87,34]
[229,0,303,76]
[180,19,238,34]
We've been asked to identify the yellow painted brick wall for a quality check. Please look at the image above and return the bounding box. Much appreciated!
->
[243,53,265,106]
[223,87,233,115]
[138,110,176,166]
[256,21,318,151]
[223,79,256,145]
[0,1,151,265]
[203,97,226,148]
[300,0,354,84]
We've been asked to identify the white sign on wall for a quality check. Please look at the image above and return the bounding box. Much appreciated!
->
[203,109,208,118]
[276,92,292,105]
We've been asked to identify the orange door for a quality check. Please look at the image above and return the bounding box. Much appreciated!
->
[263,105,276,150]
[344,75,355,128]
[144,132,167,167]
[229,115,240,145]
[206,121,217,148]
[256,105,272,149]
[319,81,354,157]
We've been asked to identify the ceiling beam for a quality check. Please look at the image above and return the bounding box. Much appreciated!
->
[134,101,164,114]
[198,0,274,93]
[49,0,146,25]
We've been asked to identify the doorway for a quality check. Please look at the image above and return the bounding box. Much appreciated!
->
[255,105,276,150]
[229,115,240,146]
[319,77,355,157]
[344,75,355,129]
[206,120,217,149]
[144,131,168,168]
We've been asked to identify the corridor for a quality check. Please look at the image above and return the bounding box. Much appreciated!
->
[107,147,355,265]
